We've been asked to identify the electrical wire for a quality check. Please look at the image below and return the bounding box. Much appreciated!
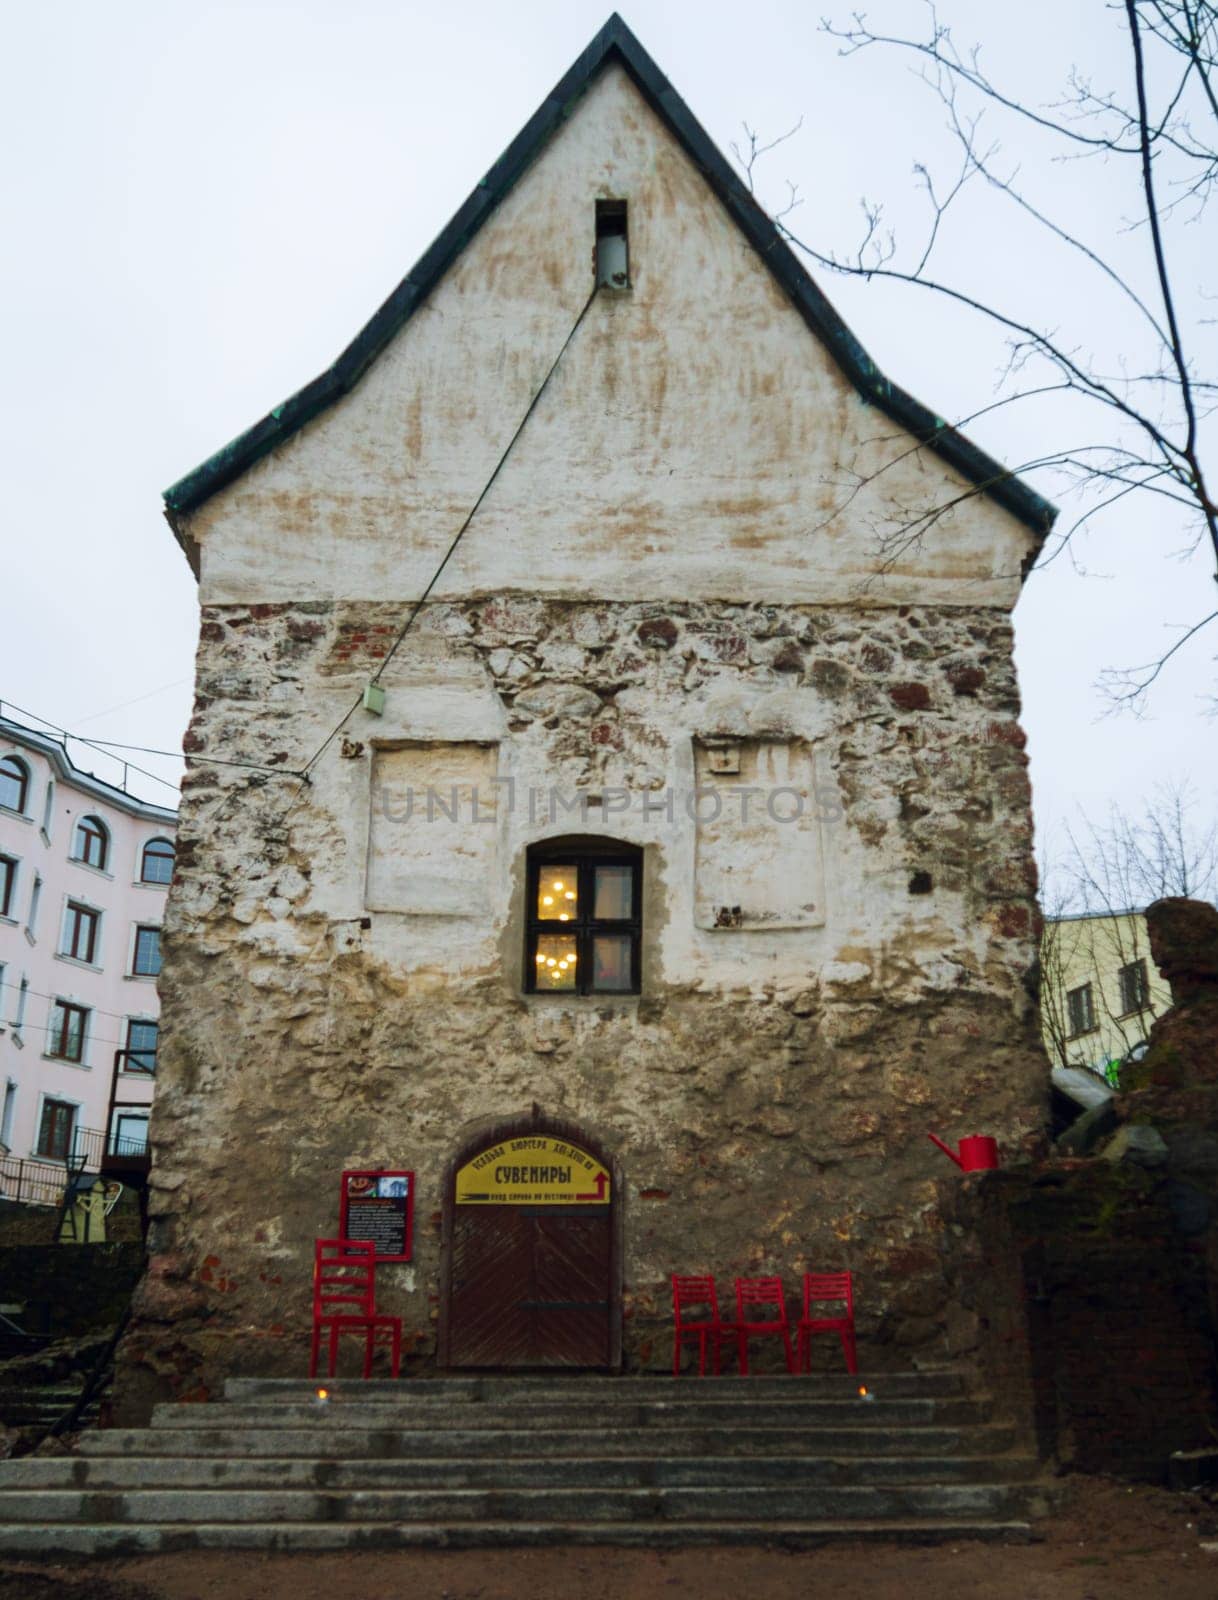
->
[0,974,157,1028]
[298,283,602,784]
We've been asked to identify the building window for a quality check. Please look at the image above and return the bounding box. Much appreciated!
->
[0,755,29,814]
[1067,982,1096,1037]
[123,1019,159,1074]
[1,1081,15,1151]
[525,842,642,995]
[37,1098,77,1162]
[596,199,629,288]
[0,855,15,918]
[49,1000,88,1063]
[1118,959,1150,1016]
[73,816,109,871]
[132,925,162,977]
[110,1111,149,1157]
[140,837,176,885]
[61,902,100,965]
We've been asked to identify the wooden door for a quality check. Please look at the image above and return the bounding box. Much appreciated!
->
[446,1205,612,1368]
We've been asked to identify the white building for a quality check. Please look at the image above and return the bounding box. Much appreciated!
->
[0,715,177,1204]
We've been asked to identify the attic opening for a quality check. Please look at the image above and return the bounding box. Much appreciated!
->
[595,200,629,290]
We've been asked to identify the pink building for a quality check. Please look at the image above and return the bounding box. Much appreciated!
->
[0,715,176,1206]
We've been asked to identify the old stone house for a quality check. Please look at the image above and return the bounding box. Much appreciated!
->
[120,15,1056,1406]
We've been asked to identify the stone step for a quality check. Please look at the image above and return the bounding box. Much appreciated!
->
[0,1481,1038,1524]
[149,1397,990,1431]
[224,1373,963,1402]
[0,1518,1035,1554]
[79,1421,1019,1459]
[2,1451,1038,1491]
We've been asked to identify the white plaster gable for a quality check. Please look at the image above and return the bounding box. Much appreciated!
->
[186,65,1036,611]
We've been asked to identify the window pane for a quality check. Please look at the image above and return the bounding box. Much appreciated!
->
[134,927,162,976]
[534,934,578,990]
[592,934,633,992]
[594,864,633,920]
[112,1116,149,1156]
[0,758,27,812]
[142,840,175,884]
[126,1020,158,1073]
[536,867,578,922]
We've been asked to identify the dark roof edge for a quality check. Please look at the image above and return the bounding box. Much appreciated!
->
[163,11,1057,549]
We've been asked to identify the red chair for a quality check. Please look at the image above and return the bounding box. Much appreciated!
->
[797,1271,857,1375]
[671,1274,728,1376]
[310,1237,402,1379]
[732,1276,795,1375]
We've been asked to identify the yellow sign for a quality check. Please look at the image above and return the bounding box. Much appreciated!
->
[455,1135,611,1206]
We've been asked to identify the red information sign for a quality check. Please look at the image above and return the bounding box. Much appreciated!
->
[339,1170,415,1263]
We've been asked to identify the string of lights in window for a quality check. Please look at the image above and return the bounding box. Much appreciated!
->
[525,843,641,997]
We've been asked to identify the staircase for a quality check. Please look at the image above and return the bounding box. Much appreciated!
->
[0,1371,1050,1553]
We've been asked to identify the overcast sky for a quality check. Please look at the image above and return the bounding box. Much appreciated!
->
[1,1,1212,862]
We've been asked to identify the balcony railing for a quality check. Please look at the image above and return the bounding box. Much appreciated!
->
[0,1122,150,1208]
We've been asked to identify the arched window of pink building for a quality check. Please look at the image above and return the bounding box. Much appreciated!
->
[140,837,175,885]
[73,815,110,871]
[0,755,29,814]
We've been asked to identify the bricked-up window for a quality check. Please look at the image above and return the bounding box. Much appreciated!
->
[525,841,641,995]
[0,755,29,814]
[140,837,175,885]
[62,901,100,964]
[73,815,109,871]
[0,855,15,918]
[1067,982,1096,1037]
[123,1019,158,1074]
[132,925,162,977]
[49,1001,88,1063]
[37,1098,77,1161]
[1118,959,1150,1016]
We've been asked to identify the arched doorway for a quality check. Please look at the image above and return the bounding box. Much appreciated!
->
[439,1107,622,1370]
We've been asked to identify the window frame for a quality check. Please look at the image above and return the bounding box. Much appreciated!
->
[140,837,176,885]
[72,815,110,872]
[131,924,163,977]
[122,1017,159,1075]
[1117,958,1150,1017]
[1066,981,1097,1038]
[0,854,16,919]
[524,842,642,997]
[61,900,100,965]
[36,1096,78,1162]
[48,999,89,1064]
[0,755,30,815]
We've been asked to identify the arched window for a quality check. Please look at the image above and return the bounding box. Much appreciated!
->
[140,837,175,885]
[0,755,29,814]
[525,838,642,995]
[73,815,109,871]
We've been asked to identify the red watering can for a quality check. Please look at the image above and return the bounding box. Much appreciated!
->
[927,1133,999,1172]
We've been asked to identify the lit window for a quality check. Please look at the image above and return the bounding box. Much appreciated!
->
[132,925,162,977]
[37,1097,77,1161]
[49,1001,88,1063]
[0,855,15,919]
[1066,982,1096,1037]
[124,1019,159,1074]
[526,843,641,995]
[0,755,29,814]
[73,816,109,871]
[1118,959,1149,1016]
[62,902,100,964]
[140,837,175,885]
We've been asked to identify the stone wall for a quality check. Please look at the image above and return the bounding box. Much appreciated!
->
[112,593,1046,1416]
[940,1164,1218,1480]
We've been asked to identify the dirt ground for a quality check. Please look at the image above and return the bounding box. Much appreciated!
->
[2,1477,1216,1600]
